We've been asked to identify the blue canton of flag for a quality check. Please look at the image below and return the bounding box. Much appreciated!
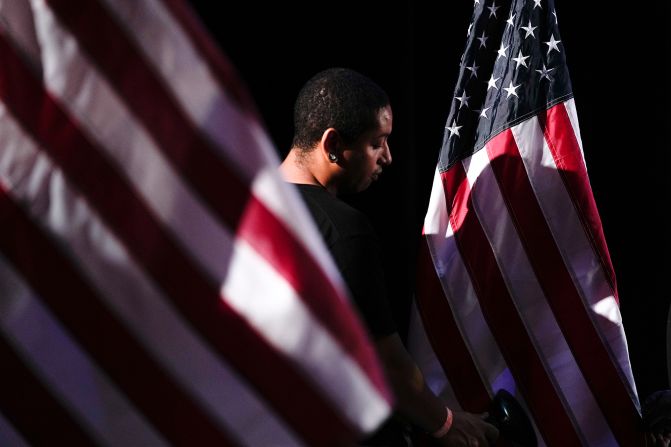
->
[442,0,571,169]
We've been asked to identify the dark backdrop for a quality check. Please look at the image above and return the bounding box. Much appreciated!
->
[189,1,671,400]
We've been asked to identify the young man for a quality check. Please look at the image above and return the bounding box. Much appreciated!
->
[280,67,498,447]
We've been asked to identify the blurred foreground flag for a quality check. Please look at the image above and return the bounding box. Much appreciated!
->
[408,1,644,445]
[0,0,391,445]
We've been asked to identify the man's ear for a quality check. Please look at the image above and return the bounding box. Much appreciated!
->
[320,128,341,162]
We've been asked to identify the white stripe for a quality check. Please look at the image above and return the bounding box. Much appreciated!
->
[98,0,342,286]
[463,146,616,446]
[223,238,391,432]
[417,169,457,402]
[0,104,305,446]
[511,114,639,403]
[424,167,507,396]
[406,300,461,408]
[0,255,168,447]
[430,220,505,395]
[0,0,42,68]
[435,218,546,445]
[0,411,31,447]
[563,99,584,161]
[423,167,450,236]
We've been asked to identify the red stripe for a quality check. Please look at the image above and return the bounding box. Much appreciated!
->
[487,128,644,446]
[0,333,97,446]
[0,30,359,446]
[158,0,261,119]
[0,186,237,446]
[414,238,491,411]
[45,0,387,397]
[441,164,582,446]
[542,104,618,302]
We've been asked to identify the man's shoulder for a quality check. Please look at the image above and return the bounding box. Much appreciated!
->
[293,184,373,238]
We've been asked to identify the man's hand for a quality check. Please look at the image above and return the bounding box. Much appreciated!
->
[436,411,499,447]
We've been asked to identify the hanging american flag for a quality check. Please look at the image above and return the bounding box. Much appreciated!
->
[408,0,644,446]
[0,0,392,445]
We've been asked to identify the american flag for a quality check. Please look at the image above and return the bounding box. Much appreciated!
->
[408,0,644,445]
[0,0,392,445]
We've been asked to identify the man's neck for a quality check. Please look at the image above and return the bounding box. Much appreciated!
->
[279,148,337,195]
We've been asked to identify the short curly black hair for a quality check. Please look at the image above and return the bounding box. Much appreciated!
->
[292,67,390,151]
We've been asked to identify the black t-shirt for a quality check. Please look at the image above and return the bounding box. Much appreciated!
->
[295,183,408,446]
[294,184,397,338]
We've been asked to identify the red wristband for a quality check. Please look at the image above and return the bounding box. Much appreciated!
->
[432,407,453,438]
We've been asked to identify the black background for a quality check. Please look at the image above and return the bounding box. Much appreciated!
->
[189,1,671,400]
